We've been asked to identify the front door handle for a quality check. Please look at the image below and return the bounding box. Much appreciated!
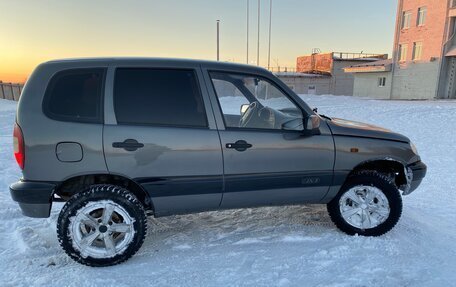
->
[112,139,144,151]
[226,140,253,152]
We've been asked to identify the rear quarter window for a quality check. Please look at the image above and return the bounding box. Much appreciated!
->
[43,68,105,123]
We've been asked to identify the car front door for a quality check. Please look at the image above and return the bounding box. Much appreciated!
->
[203,68,335,208]
[103,63,223,216]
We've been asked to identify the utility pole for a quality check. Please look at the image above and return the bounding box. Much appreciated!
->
[257,0,260,66]
[246,0,249,64]
[267,0,272,70]
[216,20,220,61]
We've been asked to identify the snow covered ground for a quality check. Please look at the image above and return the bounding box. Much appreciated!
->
[1,95,455,286]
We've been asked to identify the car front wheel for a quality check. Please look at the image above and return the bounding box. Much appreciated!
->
[327,171,402,236]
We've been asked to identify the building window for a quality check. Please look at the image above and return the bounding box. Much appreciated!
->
[308,85,316,95]
[402,11,412,29]
[378,77,386,87]
[417,7,427,26]
[413,42,423,60]
[399,44,408,62]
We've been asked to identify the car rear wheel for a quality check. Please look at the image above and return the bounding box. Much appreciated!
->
[327,171,402,236]
[57,184,147,267]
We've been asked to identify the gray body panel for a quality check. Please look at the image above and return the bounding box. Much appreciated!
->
[327,118,410,143]
[200,63,335,206]
[13,57,424,219]
[103,125,224,215]
[215,127,335,206]
[17,61,109,181]
[332,136,418,170]
[102,61,223,215]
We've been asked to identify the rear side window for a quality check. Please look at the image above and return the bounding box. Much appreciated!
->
[114,68,207,127]
[43,68,105,123]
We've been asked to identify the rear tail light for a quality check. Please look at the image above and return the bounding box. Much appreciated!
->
[13,123,24,170]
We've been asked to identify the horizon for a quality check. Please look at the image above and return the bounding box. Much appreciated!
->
[0,0,397,83]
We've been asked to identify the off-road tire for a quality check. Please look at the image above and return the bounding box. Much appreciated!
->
[57,184,147,267]
[327,170,402,236]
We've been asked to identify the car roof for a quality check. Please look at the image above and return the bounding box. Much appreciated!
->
[44,57,269,73]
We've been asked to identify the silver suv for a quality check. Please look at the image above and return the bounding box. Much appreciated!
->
[10,58,426,266]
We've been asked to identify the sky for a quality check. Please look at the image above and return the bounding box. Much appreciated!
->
[0,0,397,83]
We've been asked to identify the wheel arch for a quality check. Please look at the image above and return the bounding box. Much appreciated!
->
[348,158,408,188]
[54,173,154,212]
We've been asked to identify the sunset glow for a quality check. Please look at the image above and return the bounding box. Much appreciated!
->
[0,0,396,83]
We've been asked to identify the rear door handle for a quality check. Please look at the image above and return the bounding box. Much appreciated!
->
[226,140,253,152]
[112,139,144,151]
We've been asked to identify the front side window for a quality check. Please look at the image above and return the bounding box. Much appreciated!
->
[43,68,105,123]
[114,68,207,127]
[417,7,427,26]
[210,72,303,131]
[413,42,423,60]
[402,11,411,29]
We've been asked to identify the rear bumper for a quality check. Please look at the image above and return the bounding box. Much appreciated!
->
[403,161,427,195]
[9,181,56,218]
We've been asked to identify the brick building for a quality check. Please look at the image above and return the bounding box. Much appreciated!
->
[346,0,456,99]
[276,52,386,95]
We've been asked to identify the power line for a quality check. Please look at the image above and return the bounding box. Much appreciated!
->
[267,0,272,70]
[246,0,249,64]
[257,0,260,66]
[216,20,220,61]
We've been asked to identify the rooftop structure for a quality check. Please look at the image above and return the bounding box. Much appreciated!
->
[277,52,387,96]
[296,52,388,75]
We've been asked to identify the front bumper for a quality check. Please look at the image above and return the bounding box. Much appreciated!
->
[10,181,56,218]
[403,161,427,195]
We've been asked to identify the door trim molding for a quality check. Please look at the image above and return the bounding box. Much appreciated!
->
[136,170,349,197]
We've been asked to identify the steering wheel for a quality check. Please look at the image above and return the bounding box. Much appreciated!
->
[239,101,261,128]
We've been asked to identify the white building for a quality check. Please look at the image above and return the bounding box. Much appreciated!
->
[346,0,456,100]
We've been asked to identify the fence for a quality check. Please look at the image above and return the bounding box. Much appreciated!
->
[332,52,388,60]
[0,82,23,101]
[267,67,297,73]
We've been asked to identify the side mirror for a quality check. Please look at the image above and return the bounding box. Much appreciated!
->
[304,115,321,135]
[240,104,250,116]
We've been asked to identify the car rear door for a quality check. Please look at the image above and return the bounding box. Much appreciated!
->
[202,65,335,208]
[103,61,223,216]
